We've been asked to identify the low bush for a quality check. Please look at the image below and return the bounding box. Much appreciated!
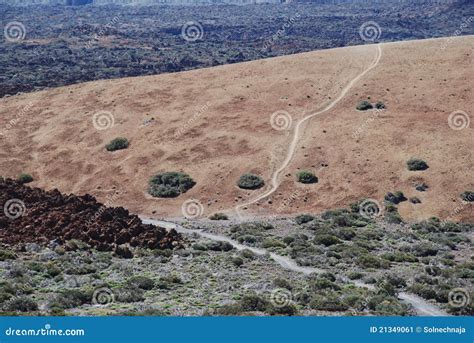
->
[0,249,16,261]
[231,256,244,267]
[357,254,389,269]
[240,293,269,312]
[17,173,33,184]
[407,158,429,171]
[51,288,92,309]
[262,238,286,249]
[309,293,349,312]
[209,213,229,220]
[237,174,264,190]
[356,100,373,111]
[415,182,429,191]
[106,137,129,151]
[273,278,293,290]
[314,234,341,247]
[410,197,421,204]
[296,170,318,184]
[148,172,196,198]
[295,214,315,225]
[268,303,298,316]
[115,285,144,303]
[460,191,474,202]
[375,101,386,109]
[127,276,155,290]
[5,296,38,312]
[384,191,407,204]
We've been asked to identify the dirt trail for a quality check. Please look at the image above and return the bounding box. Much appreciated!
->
[142,217,448,316]
[234,44,383,218]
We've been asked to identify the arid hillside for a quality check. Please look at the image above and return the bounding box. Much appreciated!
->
[0,36,472,222]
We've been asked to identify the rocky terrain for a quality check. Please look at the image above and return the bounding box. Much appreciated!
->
[1,1,472,97]
[0,179,183,257]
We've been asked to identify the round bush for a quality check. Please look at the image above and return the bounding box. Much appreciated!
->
[237,174,264,190]
[148,172,196,198]
[296,170,318,184]
[106,137,129,151]
[407,158,429,171]
[460,191,474,202]
[17,173,33,184]
[356,100,373,111]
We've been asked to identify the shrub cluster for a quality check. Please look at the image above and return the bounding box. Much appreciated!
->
[17,173,33,184]
[407,158,429,171]
[106,137,129,151]
[148,172,196,198]
[296,170,318,184]
[237,174,264,190]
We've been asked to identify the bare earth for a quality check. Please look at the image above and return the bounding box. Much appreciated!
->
[0,36,472,222]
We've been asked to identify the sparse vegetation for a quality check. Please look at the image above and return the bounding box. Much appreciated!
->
[237,174,265,190]
[106,137,129,152]
[375,101,386,109]
[384,191,407,204]
[356,100,373,111]
[209,213,229,220]
[415,182,429,191]
[296,170,318,184]
[407,158,429,171]
[295,214,315,225]
[460,191,474,202]
[410,197,421,204]
[17,173,33,184]
[148,172,196,198]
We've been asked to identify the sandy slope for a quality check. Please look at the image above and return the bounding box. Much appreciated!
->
[0,36,472,221]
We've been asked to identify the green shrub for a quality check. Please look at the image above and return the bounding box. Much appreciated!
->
[375,101,386,109]
[384,191,407,204]
[410,197,421,204]
[237,174,264,190]
[296,170,318,184]
[52,288,92,309]
[0,249,16,261]
[209,213,229,220]
[262,238,286,249]
[309,293,349,312]
[17,173,33,184]
[415,182,429,191]
[295,214,315,225]
[407,158,429,171]
[357,254,388,269]
[127,276,155,290]
[356,100,373,111]
[231,256,244,267]
[412,243,438,257]
[115,286,144,303]
[148,172,196,198]
[268,303,298,316]
[5,296,38,312]
[460,191,474,202]
[240,293,269,312]
[273,278,293,290]
[240,249,256,259]
[106,137,129,151]
[314,234,341,247]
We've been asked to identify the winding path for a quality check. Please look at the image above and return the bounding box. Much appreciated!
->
[142,217,448,316]
[235,44,383,217]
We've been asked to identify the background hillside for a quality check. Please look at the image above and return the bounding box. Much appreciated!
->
[1,36,472,222]
[1,1,472,97]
